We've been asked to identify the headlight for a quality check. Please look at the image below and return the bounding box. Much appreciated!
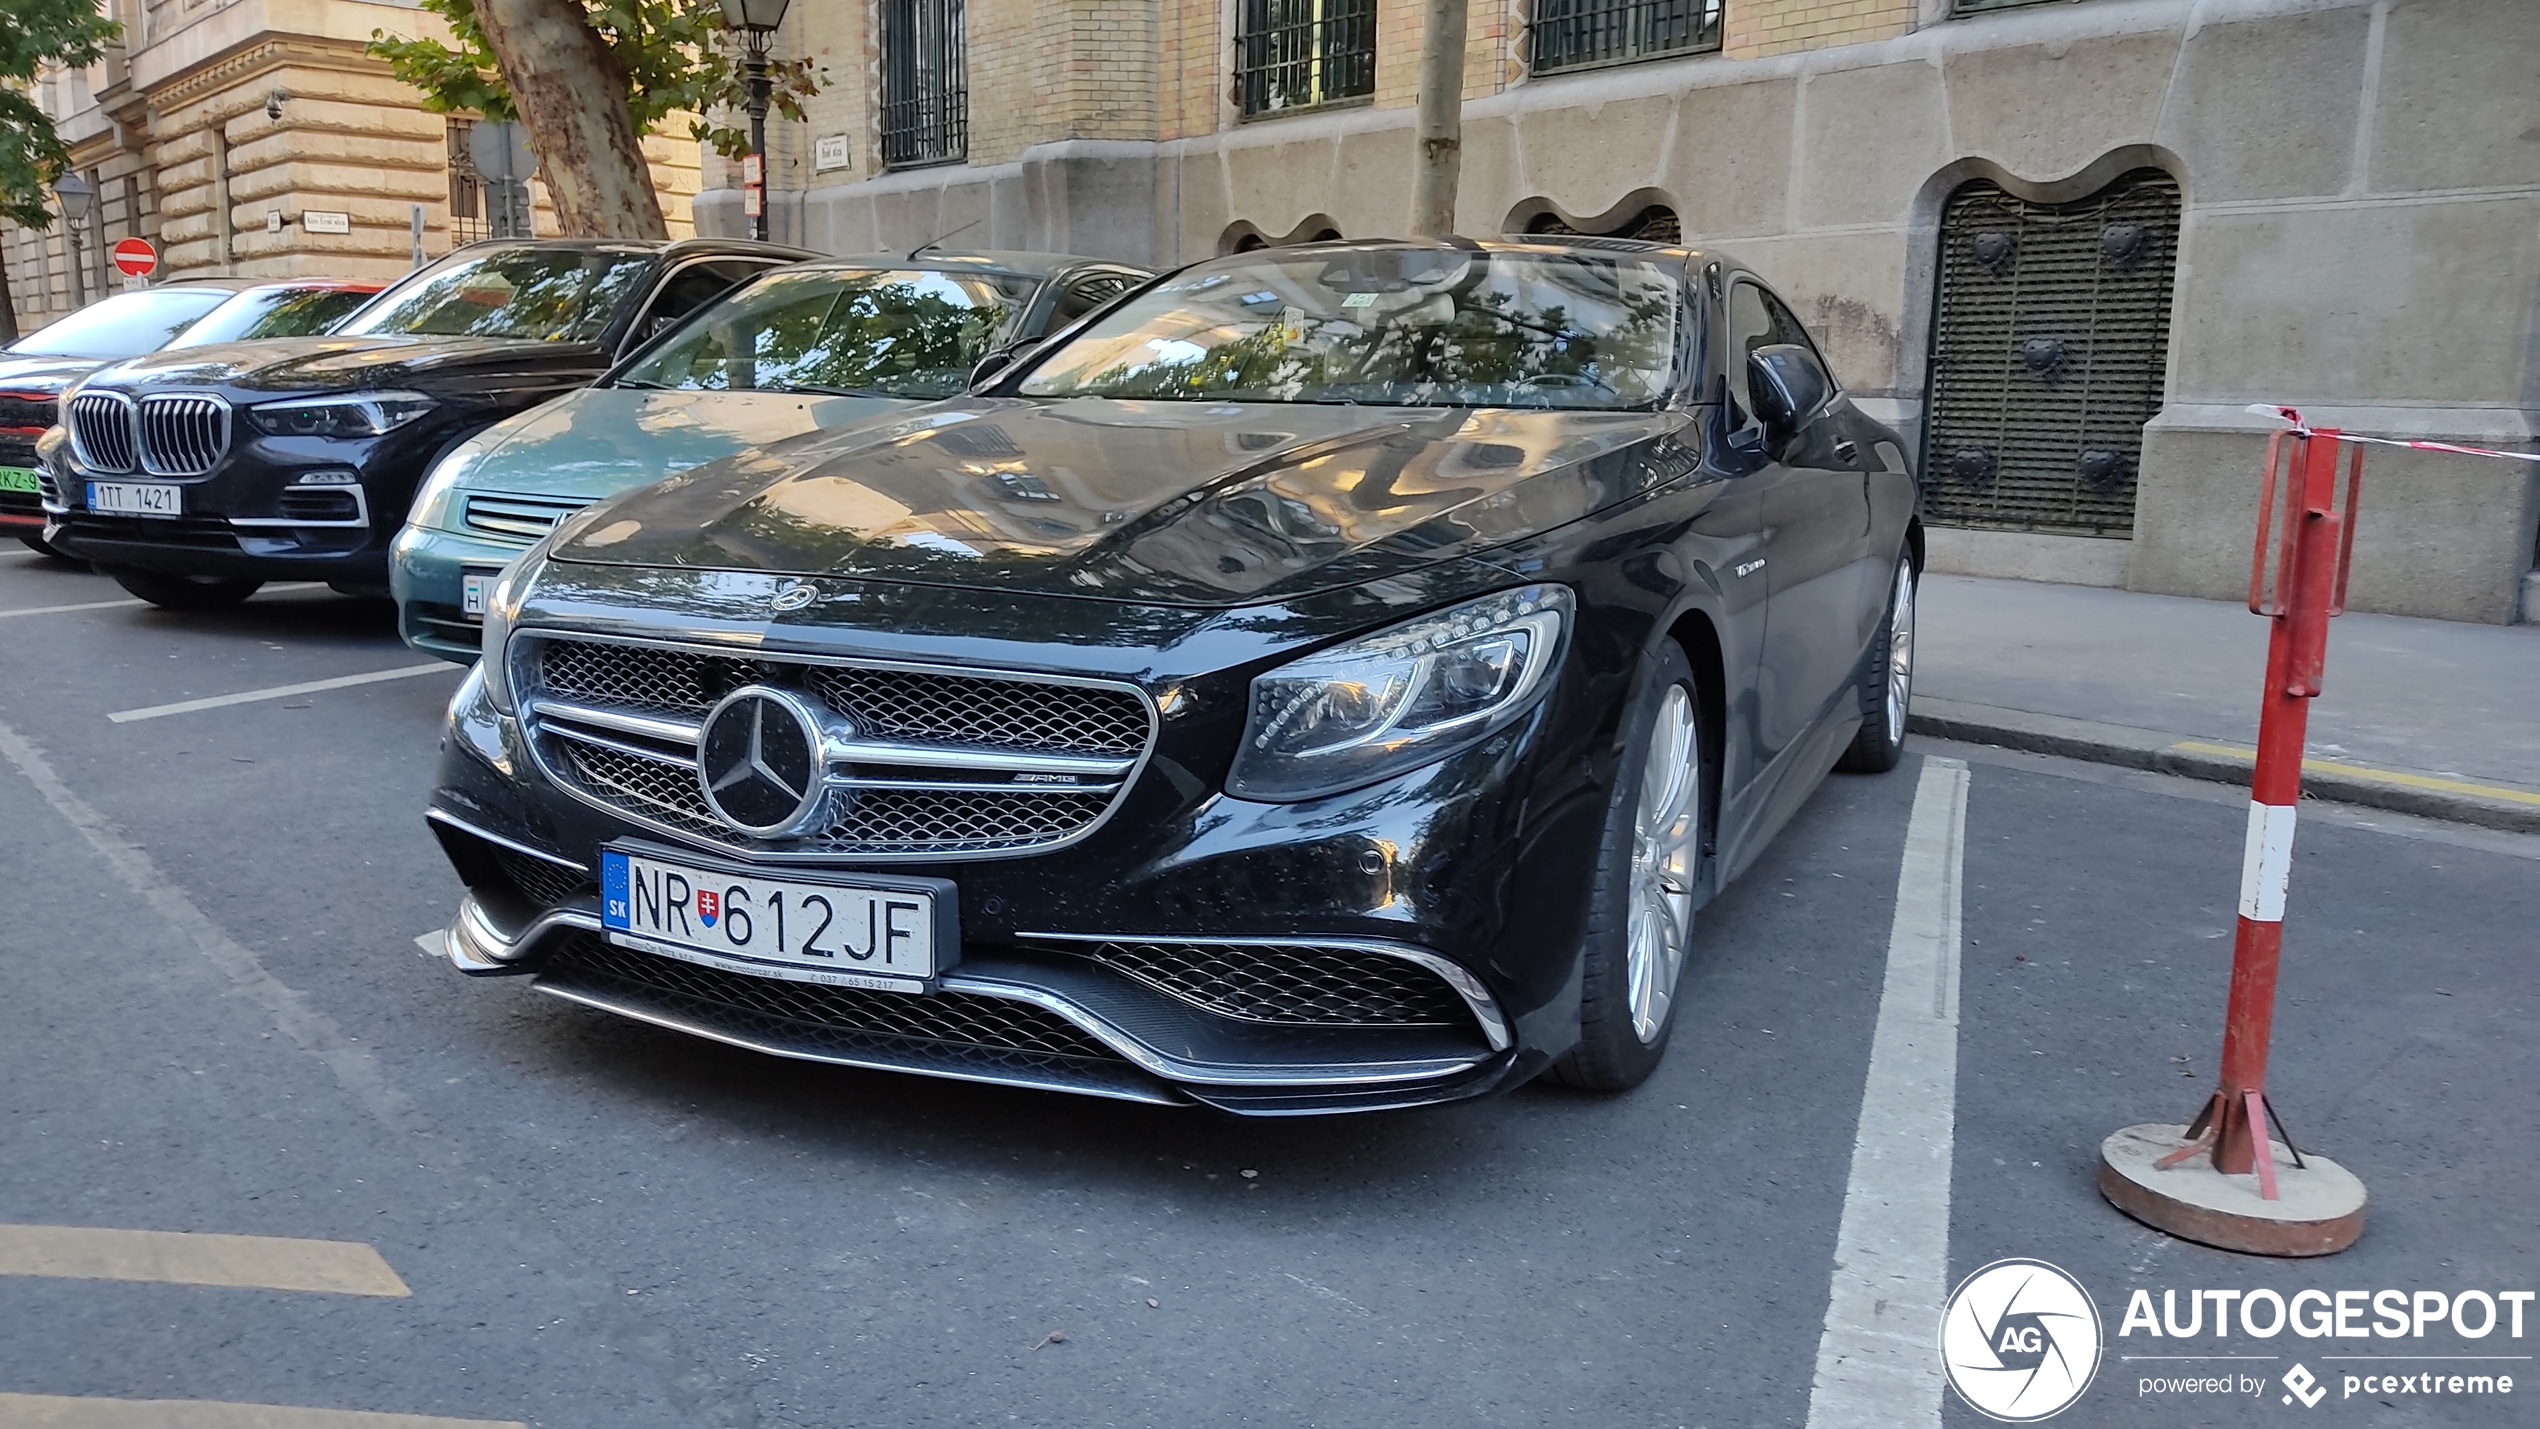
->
[247,391,436,438]
[1228,584,1571,801]
[407,430,498,529]
[478,536,552,715]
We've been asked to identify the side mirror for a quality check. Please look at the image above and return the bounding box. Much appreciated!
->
[1748,344,1832,440]
[968,342,1036,390]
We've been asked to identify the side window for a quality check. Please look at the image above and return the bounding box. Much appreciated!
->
[1043,271,1133,332]
[633,261,769,342]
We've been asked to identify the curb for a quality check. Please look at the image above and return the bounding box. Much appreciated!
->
[1909,697,2540,835]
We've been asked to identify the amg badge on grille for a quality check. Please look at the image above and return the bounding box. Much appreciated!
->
[697,686,831,836]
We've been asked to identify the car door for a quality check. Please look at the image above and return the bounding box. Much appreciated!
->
[1728,277,1865,769]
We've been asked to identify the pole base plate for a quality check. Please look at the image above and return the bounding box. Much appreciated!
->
[2098,1124,2366,1257]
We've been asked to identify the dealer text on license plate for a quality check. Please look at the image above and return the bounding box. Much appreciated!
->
[88,480,182,517]
[600,847,943,991]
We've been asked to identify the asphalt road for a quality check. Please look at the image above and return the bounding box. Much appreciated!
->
[0,548,2531,1429]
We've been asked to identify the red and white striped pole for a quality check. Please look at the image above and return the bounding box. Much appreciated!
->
[2098,425,2369,1256]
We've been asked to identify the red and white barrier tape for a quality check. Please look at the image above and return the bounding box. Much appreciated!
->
[2247,405,2540,463]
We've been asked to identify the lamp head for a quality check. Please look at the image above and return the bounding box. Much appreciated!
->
[718,0,792,33]
[52,173,95,223]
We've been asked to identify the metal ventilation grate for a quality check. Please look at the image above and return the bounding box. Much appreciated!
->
[1919,168,2180,539]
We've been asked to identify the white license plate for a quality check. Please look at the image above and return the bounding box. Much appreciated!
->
[460,568,501,619]
[88,481,182,517]
[599,847,951,991]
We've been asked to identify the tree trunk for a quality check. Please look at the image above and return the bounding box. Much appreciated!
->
[1409,0,1468,237]
[471,0,670,240]
[0,241,19,346]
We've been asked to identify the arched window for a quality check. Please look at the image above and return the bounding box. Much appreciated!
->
[1921,167,2181,538]
[1522,205,1680,243]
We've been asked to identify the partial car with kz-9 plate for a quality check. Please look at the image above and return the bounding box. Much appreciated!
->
[392,251,1150,662]
[428,238,1921,1115]
[41,237,815,608]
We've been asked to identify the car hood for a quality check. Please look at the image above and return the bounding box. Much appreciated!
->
[0,353,106,396]
[89,334,607,397]
[550,397,1690,606]
[455,387,919,506]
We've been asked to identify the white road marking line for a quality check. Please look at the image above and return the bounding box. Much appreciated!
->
[107,664,455,724]
[0,1224,408,1297]
[0,717,427,1138]
[0,1394,523,1428]
[1805,755,1970,1429]
[0,597,144,619]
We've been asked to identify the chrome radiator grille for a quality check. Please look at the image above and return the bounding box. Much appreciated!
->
[463,492,591,546]
[67,392,232,477]
[521,635,1153,861]
[68,393,136,473]
[138,395,229,476]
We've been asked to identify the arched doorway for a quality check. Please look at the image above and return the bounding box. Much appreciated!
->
[1920,167,2181,539]
[1523,205,1681,244]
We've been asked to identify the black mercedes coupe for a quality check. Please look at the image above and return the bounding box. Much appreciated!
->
[426,238,1921,1114]
[43,236,814,607]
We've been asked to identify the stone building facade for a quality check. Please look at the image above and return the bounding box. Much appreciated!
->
[705,0,2540,623]
[5,0,700,319]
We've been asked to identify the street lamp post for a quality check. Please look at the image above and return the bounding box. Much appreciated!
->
[54,173,95,307]
[719,0,792,243]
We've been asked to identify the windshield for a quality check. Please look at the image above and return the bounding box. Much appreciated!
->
[8,289,234,359]
[168,287,377,348]
[620,267,1036,399]
[337,248,652,342]
[1019,248,1682,408]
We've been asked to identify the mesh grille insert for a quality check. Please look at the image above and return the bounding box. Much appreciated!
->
[547,933,1117,1061]
[489,848,593,909]
[1052,940,1474,1028]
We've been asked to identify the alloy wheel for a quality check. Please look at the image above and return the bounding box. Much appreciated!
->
[1626,684,1701,1044]
[1885,565,1916,745]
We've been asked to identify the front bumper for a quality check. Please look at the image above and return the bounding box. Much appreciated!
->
[424,636,1598,1114]
[392,522,532,663]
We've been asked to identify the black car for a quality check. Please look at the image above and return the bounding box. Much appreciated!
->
[43,237,817,607]
[426,238,1921,1115]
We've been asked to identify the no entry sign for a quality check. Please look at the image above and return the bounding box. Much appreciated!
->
[111,237,157,278]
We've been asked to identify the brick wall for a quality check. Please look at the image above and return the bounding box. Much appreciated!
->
[1725,0,1917,60]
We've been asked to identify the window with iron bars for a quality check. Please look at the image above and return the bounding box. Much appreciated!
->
[1236,0,1377,118]
[881,0,967,168]
[1527,0,1723,75]
[446,118,488,247]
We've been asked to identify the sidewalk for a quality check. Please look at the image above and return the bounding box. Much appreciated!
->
[1911,574,2540,832]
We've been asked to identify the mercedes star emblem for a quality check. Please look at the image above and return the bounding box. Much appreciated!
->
[696,686,827,835]
[770,581,817,612]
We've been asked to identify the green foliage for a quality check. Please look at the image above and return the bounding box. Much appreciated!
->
[0,0,123,230]
[368,0,820,159]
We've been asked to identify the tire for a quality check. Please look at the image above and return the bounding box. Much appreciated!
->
[106,567,264,610]
[1835,555,1917,774]
[1548,639,1706,1092]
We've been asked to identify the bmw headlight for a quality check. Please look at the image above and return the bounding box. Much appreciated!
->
[407,429,499,529]
[478,536,552,715]
[1228,584,1572,802]
[248,390,436,439]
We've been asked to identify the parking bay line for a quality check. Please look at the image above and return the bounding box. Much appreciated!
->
[0,597,146,620]
[0,1224,409,1297]
[0,1395,523,1428]
[1803,755,1970,1429]
[107,664,457,724]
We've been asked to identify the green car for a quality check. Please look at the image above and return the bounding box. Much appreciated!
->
[390,251,1150,661]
